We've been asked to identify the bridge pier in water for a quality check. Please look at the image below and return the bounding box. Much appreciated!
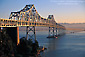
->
[47,27,58,38]
[26,26,36,42]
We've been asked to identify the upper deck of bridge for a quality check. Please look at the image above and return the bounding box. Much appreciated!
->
[0,4,65,29]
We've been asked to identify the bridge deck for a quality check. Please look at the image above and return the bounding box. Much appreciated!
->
[0,4,65,30]
[0,19,54,27]
[0,18,65,29]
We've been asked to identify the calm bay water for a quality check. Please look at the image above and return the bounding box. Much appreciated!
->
[19,31,85,57]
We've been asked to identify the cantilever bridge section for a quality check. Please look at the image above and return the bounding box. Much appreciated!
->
[0,4,65,45]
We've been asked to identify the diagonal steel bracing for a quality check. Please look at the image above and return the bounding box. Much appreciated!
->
[26,26,36,42]
[48,27,58,38]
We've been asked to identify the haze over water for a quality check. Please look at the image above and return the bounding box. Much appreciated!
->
[20,31,85,57]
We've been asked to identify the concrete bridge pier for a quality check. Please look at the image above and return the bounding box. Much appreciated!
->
[2,27,20,45]
[26,26,36,43]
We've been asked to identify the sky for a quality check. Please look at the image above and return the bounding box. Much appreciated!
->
[0,0,85,23]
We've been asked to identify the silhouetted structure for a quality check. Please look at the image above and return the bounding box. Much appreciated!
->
[0,4,65,45]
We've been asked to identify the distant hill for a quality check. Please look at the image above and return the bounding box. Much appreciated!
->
[59,23,85,31]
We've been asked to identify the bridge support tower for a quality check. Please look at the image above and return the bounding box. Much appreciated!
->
[26,26,36,43]
[56,28,57,36]
[47,27,58,38]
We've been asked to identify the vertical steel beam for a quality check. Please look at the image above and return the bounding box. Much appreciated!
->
[26,26,28,40]
[34,26,36,40]
[53,27,54,37]
[49,27,50,37]
[56,28,57,36]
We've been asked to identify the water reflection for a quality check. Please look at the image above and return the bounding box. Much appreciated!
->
[40,31,85,57]
[48,38,56,51]
[20,31,85,57]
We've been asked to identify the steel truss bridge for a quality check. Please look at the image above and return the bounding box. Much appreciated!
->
[0,4,65,45]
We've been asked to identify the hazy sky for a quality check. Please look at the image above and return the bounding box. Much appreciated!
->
[0,0,85,23]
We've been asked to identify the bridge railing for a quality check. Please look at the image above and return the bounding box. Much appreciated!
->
[0,19,17,27]
[0,18,66,29]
